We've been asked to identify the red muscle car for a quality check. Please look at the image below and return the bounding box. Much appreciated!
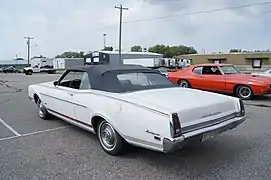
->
[167,63,271,100]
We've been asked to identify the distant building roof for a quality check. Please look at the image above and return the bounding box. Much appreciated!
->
[0,60,28,65]
[179,52,271,57]
[99,51,162,56]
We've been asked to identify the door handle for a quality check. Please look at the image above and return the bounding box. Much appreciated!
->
[68,93,73,96]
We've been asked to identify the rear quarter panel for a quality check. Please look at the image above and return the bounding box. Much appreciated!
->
[76,91,171,151]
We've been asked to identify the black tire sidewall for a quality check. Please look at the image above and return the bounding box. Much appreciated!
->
[97,120,124,156]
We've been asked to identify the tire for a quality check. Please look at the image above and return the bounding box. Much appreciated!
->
[178,79,191,88]
[235,85,253,100]
[37,99,50,120]
[28,70,33,75]
[97,120,125,156]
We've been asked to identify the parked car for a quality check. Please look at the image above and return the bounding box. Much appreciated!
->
[0,67,3,73]
[167,63,271,100]
[2,66,21,73]
[157,67,169,76]
[251,68,271,77]
[28,64,246,156]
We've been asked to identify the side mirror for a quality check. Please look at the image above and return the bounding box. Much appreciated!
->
[53,81,59,86]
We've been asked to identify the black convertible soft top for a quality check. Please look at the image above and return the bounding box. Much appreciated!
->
[69,64,159,76]
[65,64,176,93]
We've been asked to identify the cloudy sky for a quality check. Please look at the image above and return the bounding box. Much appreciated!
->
[1,0,271,59]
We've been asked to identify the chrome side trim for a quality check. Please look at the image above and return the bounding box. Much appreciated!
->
[48,109,95,134]
[40,93,88,108]
[38,84,169,117]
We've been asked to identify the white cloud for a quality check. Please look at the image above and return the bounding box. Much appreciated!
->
[0,0,271,59]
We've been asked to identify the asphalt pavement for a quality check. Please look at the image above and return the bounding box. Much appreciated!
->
[1,73,271,180]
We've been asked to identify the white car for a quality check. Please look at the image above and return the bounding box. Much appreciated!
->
[157,67,168,76]
[251,68,271,77]
[28,64,246,156]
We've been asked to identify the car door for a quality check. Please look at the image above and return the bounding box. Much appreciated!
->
[190,66,203,89]
[73,72,94,125]
[32,65,40,73]
[197,66,226,92]
[45,70,85,121]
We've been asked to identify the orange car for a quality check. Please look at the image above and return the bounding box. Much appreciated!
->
[167,63,271,100]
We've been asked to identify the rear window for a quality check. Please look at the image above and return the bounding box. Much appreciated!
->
[92,70,178,93]
[116,72,174,89]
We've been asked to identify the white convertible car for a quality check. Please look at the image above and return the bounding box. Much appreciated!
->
[28,64,246,156]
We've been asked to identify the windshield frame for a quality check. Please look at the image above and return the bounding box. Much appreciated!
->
[219,65,241,75]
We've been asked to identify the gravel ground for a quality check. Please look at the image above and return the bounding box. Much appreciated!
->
[0,73,271,180]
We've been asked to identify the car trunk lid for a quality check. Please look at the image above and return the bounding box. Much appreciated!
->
[119,87,239,131]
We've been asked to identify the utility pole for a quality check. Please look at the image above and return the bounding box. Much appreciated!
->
[24,36,34,65]
[103,33,107,48]
[115,4,128,64]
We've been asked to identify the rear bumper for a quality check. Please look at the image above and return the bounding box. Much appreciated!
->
[163,116,246,153]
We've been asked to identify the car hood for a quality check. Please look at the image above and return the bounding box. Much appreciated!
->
[118,87,238,116]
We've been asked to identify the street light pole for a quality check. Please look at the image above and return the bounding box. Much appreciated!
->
[103,33,107,48]
[115,4,128,64]
[24,36,34,65]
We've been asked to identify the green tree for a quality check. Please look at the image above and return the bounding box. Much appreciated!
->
[102,46,113,51]
[31,55,46,59]
[229,49,242,53]
[55,51,85,58]
[130,45,143,52]
[148,44,197,58]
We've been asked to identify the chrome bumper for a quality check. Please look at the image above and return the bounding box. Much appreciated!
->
[29,96,35,103]
[163,116,246,153]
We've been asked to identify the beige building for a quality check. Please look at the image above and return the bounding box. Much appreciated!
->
[177,52,271,71]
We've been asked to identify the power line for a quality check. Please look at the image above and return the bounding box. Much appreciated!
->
[24,36,34,65]
[92,1,271,32]
[123,1,271,24]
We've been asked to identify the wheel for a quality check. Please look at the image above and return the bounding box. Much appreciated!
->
[28,70,33,75]
[178,79,191,88]
[37,99,50,120]
[235,85,253,100]
[97,120,125,156]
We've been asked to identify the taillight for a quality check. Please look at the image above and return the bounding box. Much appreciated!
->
[237,99,245,117]
[171,113,182,138]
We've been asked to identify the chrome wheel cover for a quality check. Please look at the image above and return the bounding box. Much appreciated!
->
[98,122,117,151]
[238,86,252,99]
[38,100,46,118]
[180,81,189,88]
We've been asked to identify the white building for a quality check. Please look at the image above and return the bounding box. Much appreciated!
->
[0,59,28,68]
[84,51,163,67]
[53,58,85,69]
